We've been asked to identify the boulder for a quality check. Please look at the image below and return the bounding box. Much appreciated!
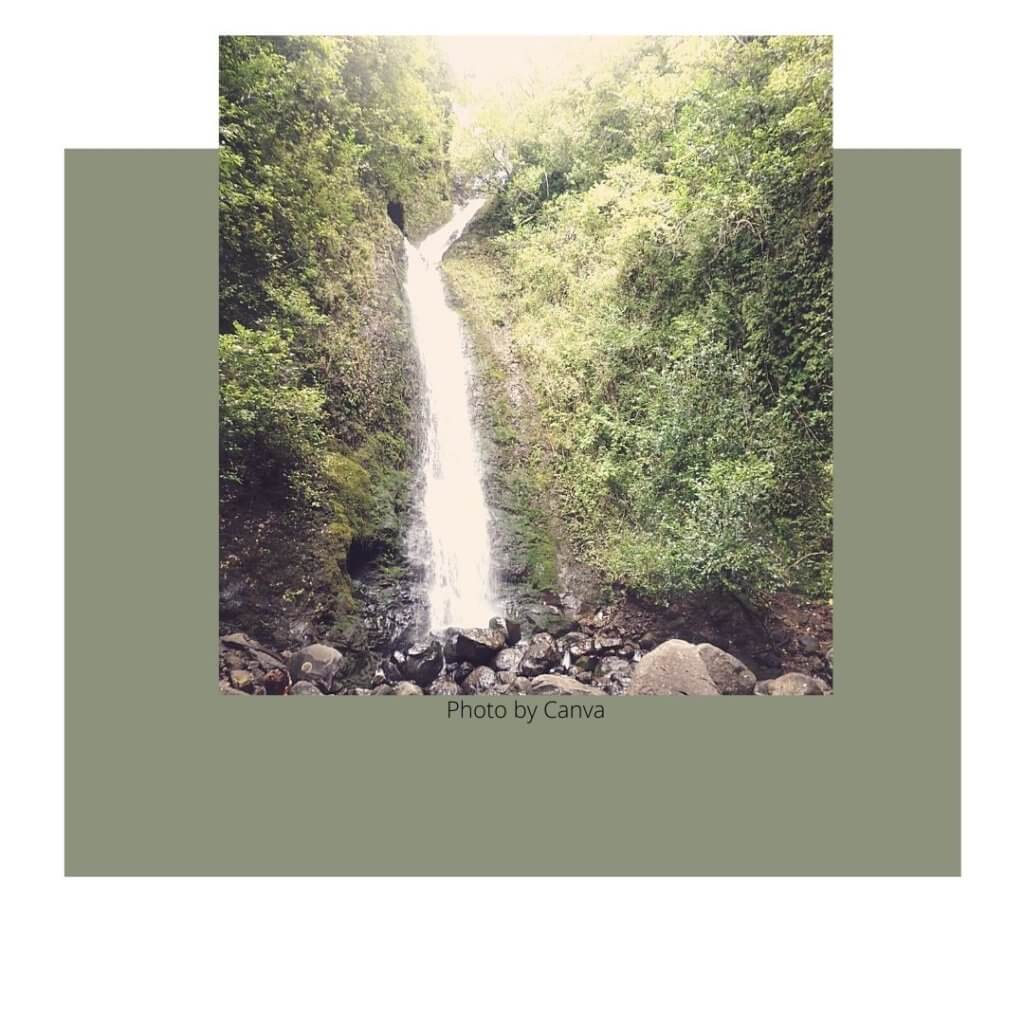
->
[394,681,424,696]
[626,640,721,696]
[462,666,498,694]
[404,639,444,685]
[289,680,323,696]
[754,673,831,696]
[371,683,395,696]
[696,643,757,695]
[519,632,559,676]
[444,628,505,664]
[288,644,345,694]
[489,616,522,645]
[525,675,604,696]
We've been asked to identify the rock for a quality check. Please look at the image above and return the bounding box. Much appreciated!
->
[289,680,323,696]
[520,603,576,638]
[638,631,658,651]
[489,616,522,645]
[525,675,604,696]
[754,673,832,696]
[221,651,247,670]
[519,632,559,676]
[696,643,757,695]
[593,633,624,653]
[229,669,255,691]
[371,683,395,696]
[430,677,461,697]
[220,632,254,649]
[594,655,631,679]
[462,666,498,694]
[451,661,475,684]
[394,681,424,696]
[496,670,518,688]
[219,681,249,696]
[260,668,289,695]
[491,647,523,674]
[251,649,287,673]
[444,628,505,664]
[797,635,821,654]
[288,644,345,694]
[626,640,722,696]
[404,639,444,685]
[381,657,404,682]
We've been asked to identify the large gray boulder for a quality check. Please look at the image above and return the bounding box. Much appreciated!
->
[444,628,506,664]
[626,640,722,696]
[288,644,345,694]
[696,643,757,695]
[519,632,560,676]
[754,673,831,696]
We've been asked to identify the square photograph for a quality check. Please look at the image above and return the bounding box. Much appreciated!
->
[218,35,833,698]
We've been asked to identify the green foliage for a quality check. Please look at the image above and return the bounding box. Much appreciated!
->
[450,36,833,601]
[219,36,452,634]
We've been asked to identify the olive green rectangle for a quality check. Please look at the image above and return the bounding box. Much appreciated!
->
[65,149,959,875]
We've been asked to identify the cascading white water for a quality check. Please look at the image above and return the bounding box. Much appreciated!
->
[404,197,499,631]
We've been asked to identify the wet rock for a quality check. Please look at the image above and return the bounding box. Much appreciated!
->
[394,681,424,696]
[261,668,289,695]
[491,647,524,674]
[519,632,559,676]
[381,657,404,683]
[594,656,632,682]
[754,673,831,696]
[404,639,444,686]
[451,661,475,684]
[489,616,522,645]
[229,669,255,692]
[444,628,505,664]
[289,680,323,696]
[220,632,254,649]
[696,643,757,696]
[462,666,498,694]
[525,675,604,696]
[626,640,721,696]
[520,604,576,638]
[430,677,461,697]
[593,633,624,654]
[288,644,345,694]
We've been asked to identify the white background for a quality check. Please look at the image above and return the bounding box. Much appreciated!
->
[3,2,1020,1020]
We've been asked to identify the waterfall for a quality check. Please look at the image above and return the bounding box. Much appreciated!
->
[404,197,498,631]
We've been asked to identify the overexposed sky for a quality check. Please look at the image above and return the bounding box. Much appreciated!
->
[434,35,635,97]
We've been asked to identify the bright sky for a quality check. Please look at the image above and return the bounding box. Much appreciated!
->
[434,35,635,100]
